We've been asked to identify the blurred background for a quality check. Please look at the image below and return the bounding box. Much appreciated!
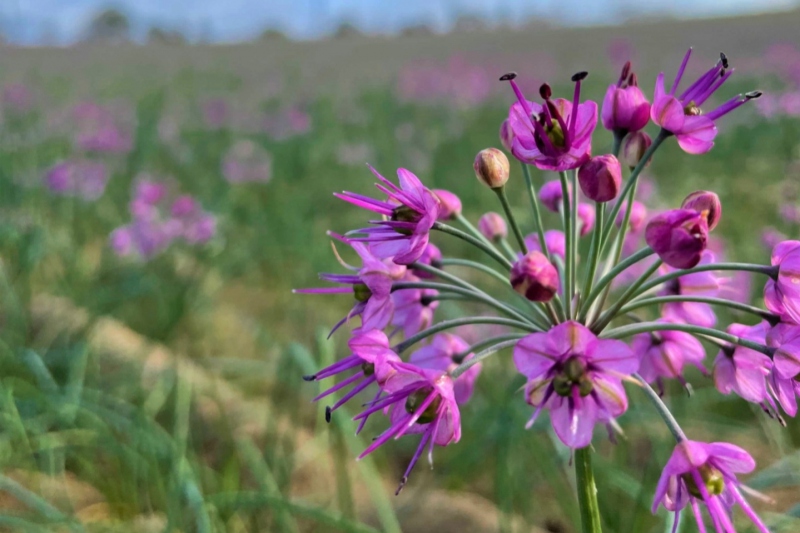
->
[1,0,800,531]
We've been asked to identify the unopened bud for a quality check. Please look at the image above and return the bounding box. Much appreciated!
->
[621,131,653,170]
[478,212,507,242]
[681,190,722,231]
[615,201,647,232]
[578,203,595,236]
[578,154,622,202]
[539,179,570,212]
[433,189,462,220]
[510,251,559,302]
[645,209,709,269]
[474,148,510,189]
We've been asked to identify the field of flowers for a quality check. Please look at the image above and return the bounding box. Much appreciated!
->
[1,11,800,532]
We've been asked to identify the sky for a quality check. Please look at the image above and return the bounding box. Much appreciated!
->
[0,0,798,44]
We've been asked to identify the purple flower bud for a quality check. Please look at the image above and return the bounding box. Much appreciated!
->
[499,119,514,152]
[539,179,570,212]
[478,212,507,242]
[578,155,622,202]
[577,203,595,236]
[171,195,199,218]
[510,251,559,302]
[645,209,709,269]
[681,190,722,231]
[615,201,647,232]
[410,243,442,279]
[525,230,566,259]
[474,148,510,189]
[601,62,651,133]
[432,189,462,220]
[621,131,652,170]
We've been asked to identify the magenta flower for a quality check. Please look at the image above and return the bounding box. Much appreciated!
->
[410,333,482,403]
[578,155,622,203]
[653,440,769,533]
[478,212,507,242]
[391,273,438,338]
[510,251,559,302]
[295,239,406,335]
[432,189,462,220]
[659,251,720,328]
[513,321,638,448]
[304,329,400,424]
[410,243,442,280]
[714,322,772,403]
[337,166,441,265]
[578,203,595,236]
[615,200,647,232]
[645,209,709,269]
[525,230,566,259]
[682,190,722,231]
[764,240,800,324]
[44,160,109,202]
[601,61,651,133]
[110,219,175,260]
[355,361,460,493]
[170,195,217,245]
[503,72,598,172]
[539,179,569,212]
[632,320,707,386]
[651,49,760,154]
[765,323,800,416]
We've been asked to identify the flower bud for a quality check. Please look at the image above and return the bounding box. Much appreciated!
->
[478,212,507,242]
[539,180,570,212]
[681,190,721,231]
[474,148,510,189]
[578,155,622,202]
[525,230,566,259]
[601,62,651,133]
[510,251,559,302]
[411,243,442,279]
[578,203,595,236]
[621,131,652,170]
[615,201,647,232]
[499,119,514,152]
[645,209,709,269]
[432,189,462,220]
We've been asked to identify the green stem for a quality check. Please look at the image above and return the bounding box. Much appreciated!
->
[570,169,579,319]
[495,186,528,254]
[575,447,603,533]
[559,171,573,318]
[392,281,536,327]
[611,131,625,158]
[592,259,662,332]
[439,257,510,285]
[499,238,520,262]
[619,295,779,323]
[600,322,775,356]
[632,263,779,299]
[521,163,550,260]
[394,316,535,353]
[434,221,513,270]
[633,374,687,442]
[578,247,655,322]
[454,212,498,250]
[450,338,521,379]
[580,201,604,312]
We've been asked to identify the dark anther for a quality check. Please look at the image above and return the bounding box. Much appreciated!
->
[745,90,763,100]
[539,83,552,99]
[620,61,631,80]
[303,374,317,381]
[720,52,729,69]
[571,71,589,82]
[325,406,332,423]
[452,352,467,365]
[430,258,443,269]
[420,295,434,307]
[499,72,517,81]
[395,476,408,495]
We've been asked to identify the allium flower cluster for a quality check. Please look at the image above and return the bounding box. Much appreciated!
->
[110,178,217,260]
[44,159,109,201]
[299,46,784,532]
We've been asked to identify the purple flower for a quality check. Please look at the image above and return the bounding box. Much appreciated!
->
[503,72,598,172]
[765,323,800,416]
[578,203,595,236]
[510,251,559,302]
[391,273,438,338]
[714,322,772,403]
[72,102,132,154]
[304,329,400,424]
[645,209,709,269]
[513,321,638,448]
[109,219,174,260]
[615,200,647,232]
[525,230,566,260]
[478,212,507,242]
[336,166,441,265]
[499,119,514,152]
[222,140,273,184]
[355,361,460,493]
[44,160,109,201]
[651,49,759,154]
[410,243,441,280]
[764,240,800,324]
[410,333,482,403]
[681,191,722,231]
[295,240,406,335]
[659,251,720,327]
[653,440,769,533]
[633,320,707,386]
[539,179,570,213]
[202,98,229,129]
[601,61,651,133]
[432,189,462,220]
[578,155,622,203]
[170,195,217,245]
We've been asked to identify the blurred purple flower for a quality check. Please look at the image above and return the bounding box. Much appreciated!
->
[44,160,109,201]
[222,140,273,184]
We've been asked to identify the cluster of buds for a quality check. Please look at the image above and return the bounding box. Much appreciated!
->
[298,47,785,532]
